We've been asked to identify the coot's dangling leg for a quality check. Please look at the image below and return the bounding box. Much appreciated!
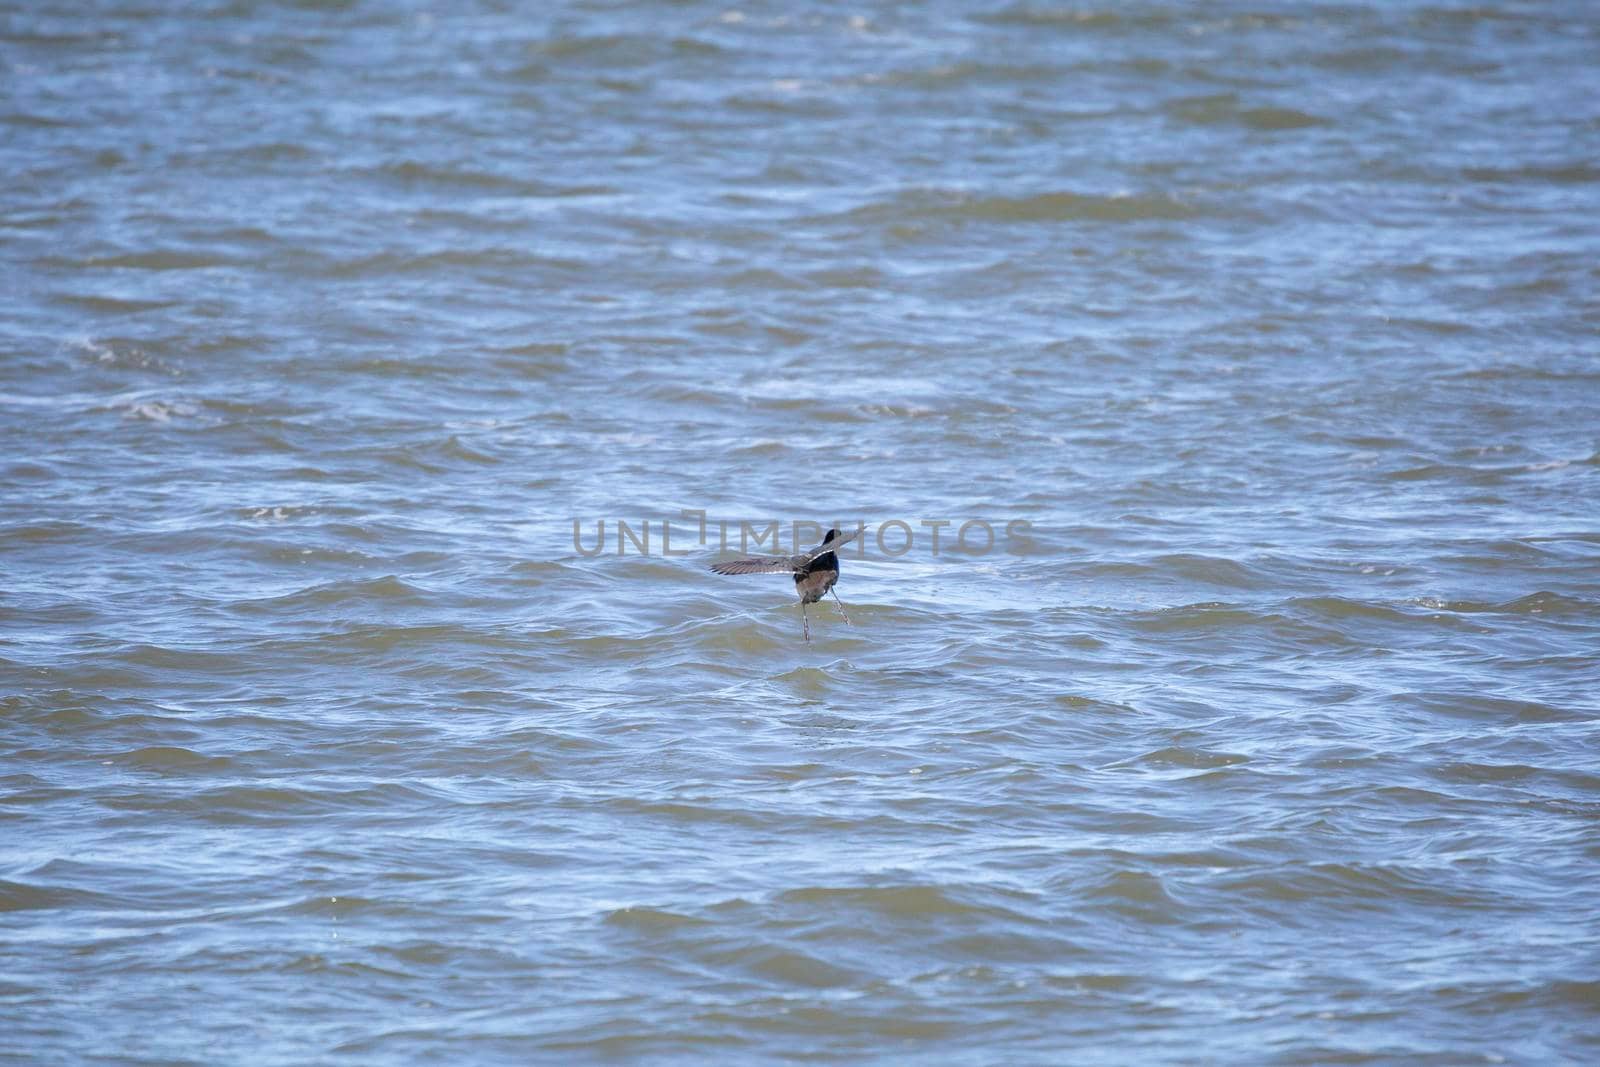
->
[830,587,851,625]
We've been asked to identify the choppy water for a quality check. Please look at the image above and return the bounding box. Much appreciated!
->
[5,1,1600,1062]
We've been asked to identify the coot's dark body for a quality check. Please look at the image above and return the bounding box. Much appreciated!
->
[793,548,839,606]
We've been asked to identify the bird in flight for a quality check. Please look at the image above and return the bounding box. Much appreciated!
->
[711,527,859,644]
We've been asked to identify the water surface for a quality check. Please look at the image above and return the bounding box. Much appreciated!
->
[4,1,1599,1062]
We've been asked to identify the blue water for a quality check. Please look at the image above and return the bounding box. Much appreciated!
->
[4,1,1599,1062]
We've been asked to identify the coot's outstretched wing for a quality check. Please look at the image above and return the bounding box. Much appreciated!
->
[710,527,861,575]
[803,528,860,561]
[711,554,802,575]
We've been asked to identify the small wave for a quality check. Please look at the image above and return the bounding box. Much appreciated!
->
[1433,761,1540,785]
[236,575,431,614]
[874,60,1063,90]
[1384,460,1514,484]
[55,293,181,313]
[1311,44,1412,73]
[1288,596,1481,629]
[67,336,174,373]
[238,504,321,522]
[110,782,440,823]
[1084,554,1270,590]
[227,141,314,163]
[1464,162,1600,184]
[1436,977,1600,1015]
[1239,105,1328,130]
[973,8,1168,31]
[121,745,233,773]
[2,110,79,128]
[118,398,199,423]
[609,798,769,829]
[1400,691,1583,724]
[366,159,617,199]
[1151,553,1270,588]
[943,189,1199,223]
[776,883,1033,924]
[1217,861,1480,910]
[533,32,725,64]
[79,250,234,271]
[318,248,586,279]
[486,342,572,380]
[834,186,1201,227]
[739,947,864,990]
[1165,94,1329,130]
[0,878,110,912]
[1081,870,1183,920]
[1125,745,1250,771]
[0,519,95,543]
[1413,591,1594,617]
[285,893,419,920]
[604,905,712,931]
[721,267,810,290]
[724,90,844,118]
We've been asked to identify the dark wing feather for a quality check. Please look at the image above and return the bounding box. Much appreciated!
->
[710,555,801,575]
[710,529,861,574]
